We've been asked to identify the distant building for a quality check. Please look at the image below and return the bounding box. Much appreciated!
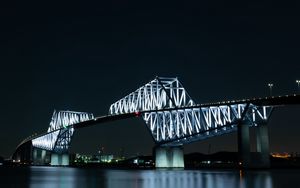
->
[99,155,114,163]
[73,153,114,164]
[130,156,154,167]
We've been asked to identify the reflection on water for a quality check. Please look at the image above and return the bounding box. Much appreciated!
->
[2,166,300,188]
[239,170,272,188]
[29,167,78,188]
[105,170,272,188]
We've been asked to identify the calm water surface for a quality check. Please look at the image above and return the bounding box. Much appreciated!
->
[0,166,298,188]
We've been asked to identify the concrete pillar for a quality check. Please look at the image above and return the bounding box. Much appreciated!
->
[51,153,69,166]
[256,124,270,168]
[172,147,184,167]
[51,153,59,166]
[32,148,47,165]
[155,146,184,168]
[61,154,69,166]
[41,150,46,163]
[238,123,251,168]
[32,148,38,165]
[155,147,168,168]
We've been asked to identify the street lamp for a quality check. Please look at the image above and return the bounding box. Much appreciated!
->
[268,83,273,96]
[296,80,300,93]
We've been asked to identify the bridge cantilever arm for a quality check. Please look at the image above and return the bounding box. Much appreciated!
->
[156,77,178,109]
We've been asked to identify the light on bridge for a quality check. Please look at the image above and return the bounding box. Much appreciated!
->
[267,83,273,96]
[134,112,141,117]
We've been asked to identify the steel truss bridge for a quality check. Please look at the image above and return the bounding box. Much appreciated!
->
[13,77,300,166]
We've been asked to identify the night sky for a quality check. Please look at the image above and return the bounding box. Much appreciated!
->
[0,1,300,158]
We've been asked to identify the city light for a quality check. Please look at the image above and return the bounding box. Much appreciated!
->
[271,152,291,159]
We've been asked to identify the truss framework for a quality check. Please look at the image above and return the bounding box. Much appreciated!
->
[32,110,94,153]
[109,77,273,146]
[143,104,272,146]
[109,77,194,114]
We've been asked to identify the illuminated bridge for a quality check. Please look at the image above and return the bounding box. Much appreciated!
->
[12,77,300,168]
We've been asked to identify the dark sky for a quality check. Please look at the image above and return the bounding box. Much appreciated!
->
[0,1,300,158]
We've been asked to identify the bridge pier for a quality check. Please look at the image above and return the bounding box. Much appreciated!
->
[238,123,251,168]
[255,124,270,168]
[32,148,47,165]
[238,123,270,168]
[50,153,69,166]
[155,146,184,168]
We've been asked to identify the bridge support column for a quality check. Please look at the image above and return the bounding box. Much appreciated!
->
[155,146,184,168]
[256,124,270,168]
[238,123,251,168]
[32,148,47,165]
[50,153,59,166]
[33,148,38,164]
[61,154,69,166]
[41,150,46,162]
[51,153,69,166]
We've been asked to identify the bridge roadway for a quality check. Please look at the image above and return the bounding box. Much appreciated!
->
[19,94,300,148]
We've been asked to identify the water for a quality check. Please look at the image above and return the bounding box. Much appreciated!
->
[0,166,298,188]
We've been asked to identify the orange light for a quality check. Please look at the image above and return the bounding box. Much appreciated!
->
[271,152,291,159]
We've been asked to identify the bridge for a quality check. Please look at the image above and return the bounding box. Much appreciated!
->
[12,77,300,168]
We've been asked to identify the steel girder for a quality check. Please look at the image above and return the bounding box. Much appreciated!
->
[142,104,272,146]
[32,110,94,153]
[109,77,195,114]
[109,77,273,146]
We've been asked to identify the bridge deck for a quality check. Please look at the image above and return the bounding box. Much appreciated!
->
[16,94,300,149]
